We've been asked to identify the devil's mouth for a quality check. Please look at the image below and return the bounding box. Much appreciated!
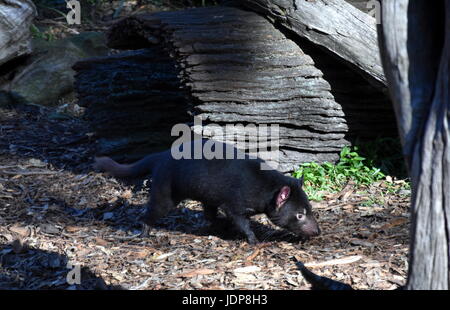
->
[290,226,320,238]
[285,232,312,243]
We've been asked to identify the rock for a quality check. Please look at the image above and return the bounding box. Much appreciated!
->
[1,32,109,106]
[0,0,36,66]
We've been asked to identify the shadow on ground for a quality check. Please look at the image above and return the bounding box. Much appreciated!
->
[0,242,123,289]
[0,103,307,245]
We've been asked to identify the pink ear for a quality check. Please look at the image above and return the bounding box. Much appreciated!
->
[276,186,291,208]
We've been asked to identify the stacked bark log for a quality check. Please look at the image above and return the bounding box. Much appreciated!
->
[74,4,396,172]
[73,48,191,160]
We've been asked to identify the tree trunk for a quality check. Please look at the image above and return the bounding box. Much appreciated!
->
[379,0,450,289]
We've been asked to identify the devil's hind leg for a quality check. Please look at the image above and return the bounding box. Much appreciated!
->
[140,174,175,237]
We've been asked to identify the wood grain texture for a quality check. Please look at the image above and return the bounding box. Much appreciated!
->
[379,0,450,289]
[235,0,386,90]
[75,5,396,172]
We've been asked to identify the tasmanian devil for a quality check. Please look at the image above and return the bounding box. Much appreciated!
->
[94,139,320,244]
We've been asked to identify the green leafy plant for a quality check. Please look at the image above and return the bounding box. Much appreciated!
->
[30,24,55,41]
[293,146,386,201]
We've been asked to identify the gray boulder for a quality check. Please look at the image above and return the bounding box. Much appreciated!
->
[0,0,36,66]
[1,32,109,106]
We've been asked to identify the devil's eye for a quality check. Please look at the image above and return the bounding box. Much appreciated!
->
[296,213,304,221]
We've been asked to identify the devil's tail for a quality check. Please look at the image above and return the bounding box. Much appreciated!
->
[94,152,164,178]
[292,257,353,290]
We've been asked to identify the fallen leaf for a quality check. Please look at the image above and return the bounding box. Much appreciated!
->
[39,223,60,234]
[27,158,46,167]
[339,186,354,201]
[178,268,216,278]
[380,218,408,231]
[233,266,261,274]
[246,248,261,262]
[107,197,118,204]
[128,249,153,259]
[121,190,133,199]
[350,239,375,248]
[285,277,299,287]
[368,232,379,240]
[112,272,125,281]
[233,273,259,285]
[152,252,175,261]
[342,204,356,211]
[1,233,14,243]
[305,255,362,268]
[65,225,83,233]
[94,237,109,246]
[9,225,30,237]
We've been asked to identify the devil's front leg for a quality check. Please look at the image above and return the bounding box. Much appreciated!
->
[226,207,258,245]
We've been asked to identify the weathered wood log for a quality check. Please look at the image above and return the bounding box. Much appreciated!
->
[234,0,386,90]
[74,5,396,172]
[379,0,450,290]
[74,48,192,161]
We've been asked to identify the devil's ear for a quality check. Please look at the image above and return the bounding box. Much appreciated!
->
[276,186,291,209]
[298,176,304,187]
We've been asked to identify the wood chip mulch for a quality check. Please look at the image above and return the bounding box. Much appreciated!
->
[0,104,409,290]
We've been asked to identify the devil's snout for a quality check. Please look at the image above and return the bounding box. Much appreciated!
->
[302,218,321,237]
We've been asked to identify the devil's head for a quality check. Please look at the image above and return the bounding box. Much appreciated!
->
[266,177,320,238]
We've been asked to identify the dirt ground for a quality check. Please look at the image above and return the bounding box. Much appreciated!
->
[0,103,410,290]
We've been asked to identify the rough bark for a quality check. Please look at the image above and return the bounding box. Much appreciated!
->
[379,0,450,289]
[235,0,386,90]
[74,48,192,162]
[75,5,396,172]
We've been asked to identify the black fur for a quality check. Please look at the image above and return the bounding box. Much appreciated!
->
[95,139,320,244]
[293,257,354,290]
